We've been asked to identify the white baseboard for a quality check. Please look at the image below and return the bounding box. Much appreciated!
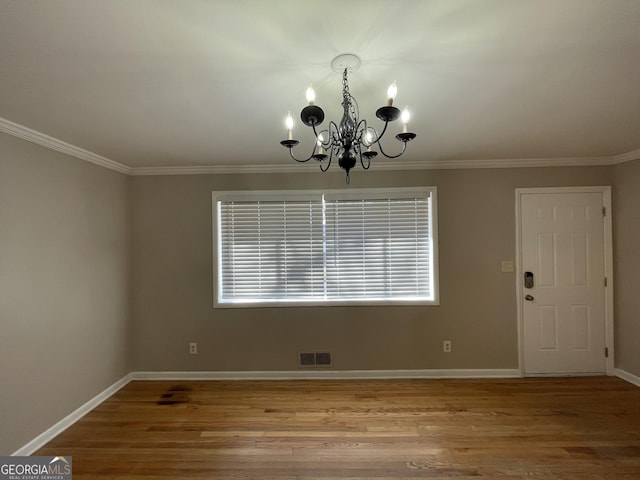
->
[12,373,133,456]
[615,368,640,387]
[131,369,522,381]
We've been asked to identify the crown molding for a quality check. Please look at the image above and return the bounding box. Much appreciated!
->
[2,116,639,176]
[129,164,304,176]
[371,156,616,170]
[611,148,640,165]
[0,116,132,175]
[129,155,615,176]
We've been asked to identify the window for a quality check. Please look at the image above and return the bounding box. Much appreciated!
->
[213,187,438,307]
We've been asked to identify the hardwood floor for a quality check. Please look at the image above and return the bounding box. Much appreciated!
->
[36,377,640,479]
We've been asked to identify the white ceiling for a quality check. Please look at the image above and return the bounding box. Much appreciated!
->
[1,0,639,173]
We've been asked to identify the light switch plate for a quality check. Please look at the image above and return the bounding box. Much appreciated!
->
[501,260,514,273]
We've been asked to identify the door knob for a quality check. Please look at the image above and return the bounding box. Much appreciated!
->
[525,294,534,301]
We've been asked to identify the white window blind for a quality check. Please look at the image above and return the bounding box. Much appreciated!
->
[218,198,325,302]
[214,188,437,306]
[324,195,431,300]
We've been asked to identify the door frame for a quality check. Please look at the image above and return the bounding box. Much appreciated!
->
[515,186,614,376]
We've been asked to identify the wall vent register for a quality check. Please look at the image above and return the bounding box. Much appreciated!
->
[298,351,332,367]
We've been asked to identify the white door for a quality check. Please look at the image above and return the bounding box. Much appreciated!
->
[519,191,607,375]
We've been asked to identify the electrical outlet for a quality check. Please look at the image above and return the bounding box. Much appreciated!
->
[189,342,198,355]
[443,340,452,353]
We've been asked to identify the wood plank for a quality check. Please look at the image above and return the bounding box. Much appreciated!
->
[35,377,640,479]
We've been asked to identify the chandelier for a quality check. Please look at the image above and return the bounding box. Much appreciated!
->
[280,54,416,183]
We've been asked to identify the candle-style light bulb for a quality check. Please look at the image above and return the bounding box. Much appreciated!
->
[387,82,397,106]
[364,129,374,151]
[285,112,294,140]
[306,86,316,105]
[401,107,410,133]
[316,133,324,154]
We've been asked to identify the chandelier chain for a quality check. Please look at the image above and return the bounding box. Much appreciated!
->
[342,69,350,99]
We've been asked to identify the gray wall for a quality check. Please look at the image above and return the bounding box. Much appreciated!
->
[613,159,640,378]
[0,133,131,455]
[130,166,612,372]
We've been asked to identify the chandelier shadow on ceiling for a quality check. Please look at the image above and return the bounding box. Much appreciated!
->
[280,54,416,184]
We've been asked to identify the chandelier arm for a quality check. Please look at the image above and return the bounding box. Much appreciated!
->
[328,121,338,144]
[375,119,391,143]
[319,148,333,172]
[287,145,316,163]
[354,119,368,144]
[376,137,408,159]
[359,145,371,170]
[328,121,342,146]
[312,126,332,148]
[367,119,409,158]
[311,123,325,143]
